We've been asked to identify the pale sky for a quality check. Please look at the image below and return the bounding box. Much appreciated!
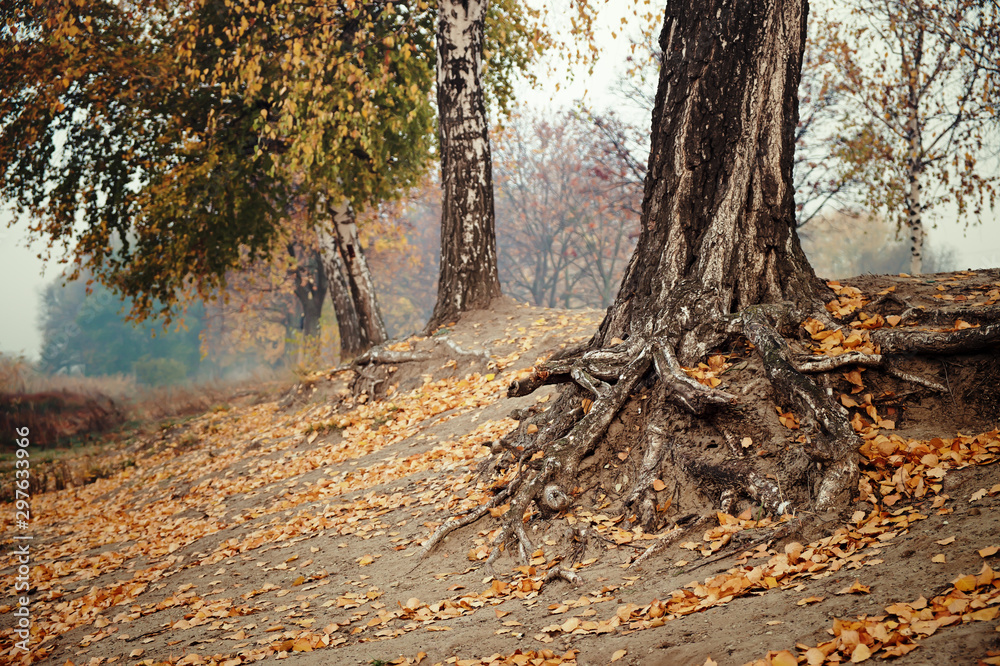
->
[2,3,998,361]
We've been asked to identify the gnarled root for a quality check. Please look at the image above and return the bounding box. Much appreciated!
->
[623,423,670,531]
[630,514,711,569]
[793,351,947,392]
[742,306,859,510]
[474,300,1000,574]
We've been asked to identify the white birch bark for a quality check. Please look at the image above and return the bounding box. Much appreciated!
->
[906,113,924,274]
[427,0,502,331]
[329,200,388,344]
[317,226,365,359]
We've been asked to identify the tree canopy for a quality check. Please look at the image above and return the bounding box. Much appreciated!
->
[1,0,549,323]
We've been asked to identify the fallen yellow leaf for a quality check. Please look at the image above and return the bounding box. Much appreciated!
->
[770,651,797,666]
[797,596,824,606]
[836,580,871,594]
[611,649,627,662]
[851,643,872,662]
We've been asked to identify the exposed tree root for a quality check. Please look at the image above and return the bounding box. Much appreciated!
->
[678,517,800,576]
[544,567,583,587]
[741,306,859,509]
[792,352,945,391]
[350,335,491,397]
[623,423,669,530]
[897,303,1000,327]
[420,502,496,559]
[422,295,999,581]
[651,340,736,414]
[872,321,1000,354]
[630,515,711,569]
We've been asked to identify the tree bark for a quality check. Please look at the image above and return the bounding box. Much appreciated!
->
[426,0,502,332]
[318,228,364,360]
[289,244,327,340]
[330,200,388,347]
[593,0,822,364]
[906,111,924,275]
[316,202,387,360]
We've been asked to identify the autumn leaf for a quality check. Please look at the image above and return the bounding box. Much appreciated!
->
[610,649,627,662]
[836,580,871,595]
[797,596,824,606]
[769,651,797,666]
[850,643,872,662]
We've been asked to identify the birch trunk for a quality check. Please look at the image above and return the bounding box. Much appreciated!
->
[426,0,502,332]
[329,201,388,346]
[906,114,924,274]
[317,228,366,360]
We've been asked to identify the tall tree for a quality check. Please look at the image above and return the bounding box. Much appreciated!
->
[0,0,437,327]
[585,7,855,228]
[427,0,1000,567]
[426,0,503,331]
[817,0,999,273]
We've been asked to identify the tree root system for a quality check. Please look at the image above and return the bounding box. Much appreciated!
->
[418,280,1000,577]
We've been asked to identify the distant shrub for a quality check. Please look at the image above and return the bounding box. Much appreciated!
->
[0,391,125,451]
[133,358,187,387]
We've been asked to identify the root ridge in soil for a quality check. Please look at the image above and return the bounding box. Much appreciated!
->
[411,271,1000,577]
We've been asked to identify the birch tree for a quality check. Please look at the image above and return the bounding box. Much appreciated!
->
[426,0,502,331]
[817,0,999,273]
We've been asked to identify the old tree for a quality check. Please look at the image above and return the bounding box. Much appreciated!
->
[424,0,1000,566]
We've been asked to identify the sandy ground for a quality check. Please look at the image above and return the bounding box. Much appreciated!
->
[2,276,1000,666]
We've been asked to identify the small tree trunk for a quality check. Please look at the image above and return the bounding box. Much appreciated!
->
[906,114,924,274]
[329,201,388,347]
[289,244,327,341]
[426,0,502,332]
[318,228,366,360]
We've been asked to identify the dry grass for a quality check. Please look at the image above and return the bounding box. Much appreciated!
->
[0,354,294,501]
[0,354,293,449]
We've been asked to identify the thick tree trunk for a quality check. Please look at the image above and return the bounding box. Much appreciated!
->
[594,0,822,365]
[426,0,502,332]
[316,202,387,361]
[423,0,1000,571]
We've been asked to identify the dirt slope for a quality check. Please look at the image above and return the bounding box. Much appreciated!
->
[2,278,1000,666]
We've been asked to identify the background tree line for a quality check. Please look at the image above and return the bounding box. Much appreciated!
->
[4,0,997,384]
